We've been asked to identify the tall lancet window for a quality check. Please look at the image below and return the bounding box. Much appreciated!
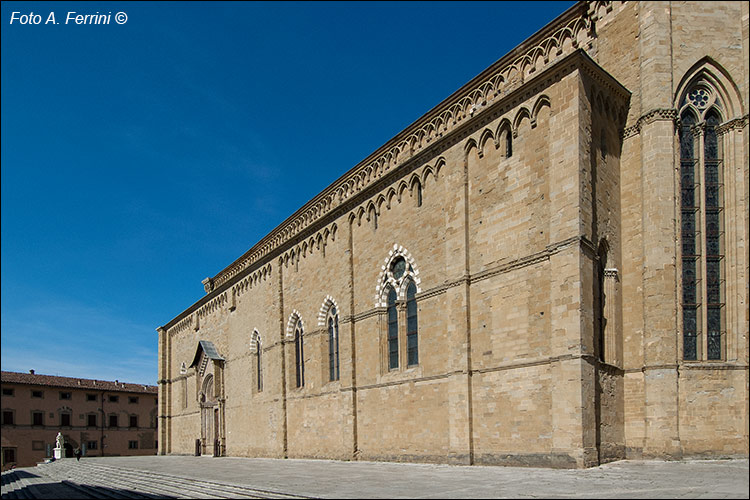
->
[294,320,305,387]
[255,335,263,392]
[678,83,725,361]
[406,281,419,366]
[328,307,340,382]
[387,288,399,370]
[703,109,723,360]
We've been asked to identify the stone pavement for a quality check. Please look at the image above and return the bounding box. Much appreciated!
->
[2,455,748,499]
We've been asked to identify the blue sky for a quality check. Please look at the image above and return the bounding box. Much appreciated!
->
[1,1,574,385]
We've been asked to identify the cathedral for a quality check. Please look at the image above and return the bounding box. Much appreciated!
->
[157,1,749,467]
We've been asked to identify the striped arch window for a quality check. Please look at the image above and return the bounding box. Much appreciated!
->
[294,320,305,387]
[678,83,725,361]
[328,307,340,382]
[378,247,422,371]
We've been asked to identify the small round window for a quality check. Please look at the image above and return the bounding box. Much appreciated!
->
[688,87,710,109]
[390,257,406,280]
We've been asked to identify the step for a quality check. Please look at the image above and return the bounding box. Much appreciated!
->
[91,463,310,499]
[73,463,290,499]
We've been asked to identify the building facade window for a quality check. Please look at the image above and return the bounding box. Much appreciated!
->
[60,413,71,427]
[109,414,118,428]
[87,441,98,450]
[406,280,419,366]
[379,248,422,372]
[129,396,139,404]
[59,392,71,400]
[328,307,340,382]
[294,320,305,388]
[2,388,14,396]
[31,390,43,398]
[2,410,14,425]
[108,395,119,403]
[128,440,138,449]
[253,331,263,393]
[679,82,725,361]
[129,415,138,428]
[33,411,44,426]
[87,414,97,427]
[506,131,513,158]
[182,378,188,409]
[387,288,399,370]
[86,394,97,402]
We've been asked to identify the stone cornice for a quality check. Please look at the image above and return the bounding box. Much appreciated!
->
[622,108,678,139]
[623,110,748,140]
[716,114,749,135]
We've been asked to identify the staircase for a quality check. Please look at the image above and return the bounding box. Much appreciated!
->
[2,460,312,499]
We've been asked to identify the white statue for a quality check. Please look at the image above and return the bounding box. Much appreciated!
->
[55,432,64,449]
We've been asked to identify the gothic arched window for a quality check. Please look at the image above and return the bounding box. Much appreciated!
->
[294,320,305,387]
[387,287,399,370]
[254,334,263,392]
[506,131,513,158]
[406,280,419,366]
[678,82,725,361]
[328,307,340,382]
[378,248,423,371]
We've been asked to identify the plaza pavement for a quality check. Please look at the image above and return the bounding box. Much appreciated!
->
[3,455,749,498]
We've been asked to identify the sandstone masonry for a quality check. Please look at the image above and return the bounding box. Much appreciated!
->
[157,1,749,468]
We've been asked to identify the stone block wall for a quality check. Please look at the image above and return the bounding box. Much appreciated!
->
[158,1,748,467]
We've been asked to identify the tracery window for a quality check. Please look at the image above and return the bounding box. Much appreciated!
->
[294,320,305,387]
[378,247,422,371]
[328,307,340,382]
[678,83,725,361]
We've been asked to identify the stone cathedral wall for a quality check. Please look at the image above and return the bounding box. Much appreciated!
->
[158,1,749,467]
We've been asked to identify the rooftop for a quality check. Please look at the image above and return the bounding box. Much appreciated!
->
[0,370,157,394]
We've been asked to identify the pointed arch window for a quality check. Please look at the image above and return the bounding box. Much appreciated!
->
[255,334,263,392]
[406,280,419,366]
[505,131,513,158]
[678,83,725,361]
[294,320,305,387]
[328,307,340,382]
[387,287,399,370]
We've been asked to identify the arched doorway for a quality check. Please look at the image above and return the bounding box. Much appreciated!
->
[200,374,217,456]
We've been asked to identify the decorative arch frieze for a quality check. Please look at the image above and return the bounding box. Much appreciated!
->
[532,95,551,122]
[513,107,532,137]
[478,128,496,158]
[375,244,422,307]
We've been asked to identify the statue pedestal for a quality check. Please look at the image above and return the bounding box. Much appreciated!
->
[53,447,62,459]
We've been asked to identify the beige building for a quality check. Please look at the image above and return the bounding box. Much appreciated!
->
[157,1,749,468]
[1,370,158,470]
